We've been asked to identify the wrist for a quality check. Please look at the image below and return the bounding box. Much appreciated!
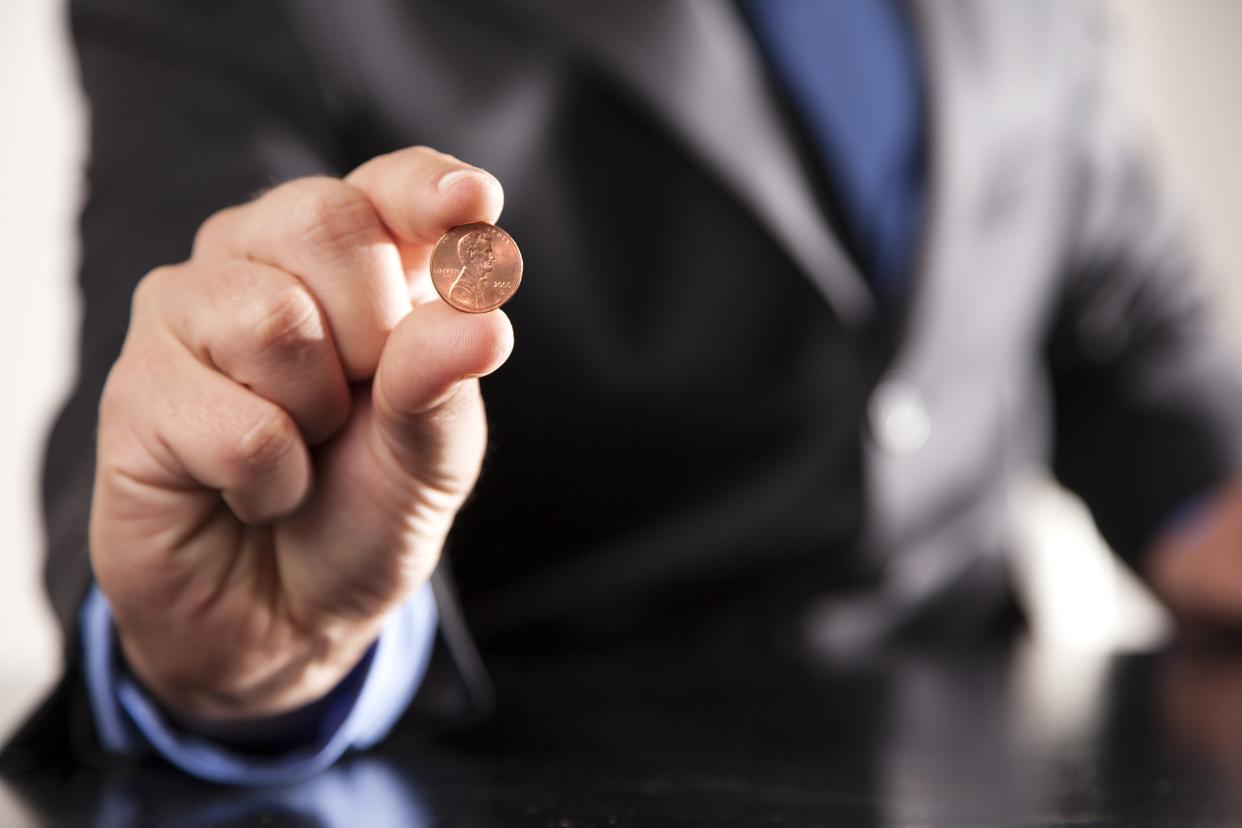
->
[114,619,382,722]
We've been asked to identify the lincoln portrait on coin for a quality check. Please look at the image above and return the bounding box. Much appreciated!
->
[449,230,496,310]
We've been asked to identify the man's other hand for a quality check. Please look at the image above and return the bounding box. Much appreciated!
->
[90,147,512,721]
[1148,477,1242,631]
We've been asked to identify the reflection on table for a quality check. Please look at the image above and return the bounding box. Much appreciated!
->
[5,635,1242,826]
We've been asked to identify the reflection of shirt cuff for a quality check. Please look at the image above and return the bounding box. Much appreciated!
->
[79,582,438,785]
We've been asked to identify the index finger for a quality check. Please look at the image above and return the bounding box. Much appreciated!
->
[345,146,505,274]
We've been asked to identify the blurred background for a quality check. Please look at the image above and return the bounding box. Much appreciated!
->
[0,1,1240,742]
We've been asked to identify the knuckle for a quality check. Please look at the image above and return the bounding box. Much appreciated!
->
[225,407,300,480]
[409,144,455,166]
[284,177,381,252]
[192,207,233,257]
[131,265,177,315]
[385,144,443,165]
[247,283,323,360]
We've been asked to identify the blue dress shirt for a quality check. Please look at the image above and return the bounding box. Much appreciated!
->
[81,0,926,783]
[81,584,437,785]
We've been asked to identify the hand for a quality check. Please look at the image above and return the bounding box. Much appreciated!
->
[90,147,513,721]
[1147,476,1242,630]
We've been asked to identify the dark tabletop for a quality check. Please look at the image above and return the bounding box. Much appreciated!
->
[6,633,1242,827]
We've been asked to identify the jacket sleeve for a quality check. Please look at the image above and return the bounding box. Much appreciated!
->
[1047,6,1242,569]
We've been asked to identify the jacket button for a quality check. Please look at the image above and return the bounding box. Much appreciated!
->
[868,376,930,453]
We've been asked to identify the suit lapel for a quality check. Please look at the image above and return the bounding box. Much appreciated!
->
[500,0,875,328]
[899,0,989,375]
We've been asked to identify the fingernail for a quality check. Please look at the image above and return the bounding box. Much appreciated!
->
[437,168,485,194]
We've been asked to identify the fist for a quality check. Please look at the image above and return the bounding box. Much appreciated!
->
[91,147,513,721]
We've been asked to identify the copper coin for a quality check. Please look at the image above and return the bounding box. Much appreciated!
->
[430,222,523,313]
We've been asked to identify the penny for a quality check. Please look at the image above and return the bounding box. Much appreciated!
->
[430,222,523,313]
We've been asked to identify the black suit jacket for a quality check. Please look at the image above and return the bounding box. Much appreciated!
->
[10,0,1242,766]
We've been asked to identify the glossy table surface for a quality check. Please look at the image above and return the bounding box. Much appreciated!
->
[5,635,1242,827]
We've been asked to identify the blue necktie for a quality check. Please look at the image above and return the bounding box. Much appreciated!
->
[743,0,926,302]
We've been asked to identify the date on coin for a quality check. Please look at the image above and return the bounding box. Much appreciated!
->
[430,222,523,313]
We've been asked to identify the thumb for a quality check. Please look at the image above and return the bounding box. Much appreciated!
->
[271,300,511,624]
[371,300,514,493]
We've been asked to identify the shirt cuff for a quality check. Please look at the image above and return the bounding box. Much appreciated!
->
[1155,491,1213,541]
[79,583,438,785]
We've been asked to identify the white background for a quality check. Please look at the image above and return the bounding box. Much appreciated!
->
[1,2,1241,739]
